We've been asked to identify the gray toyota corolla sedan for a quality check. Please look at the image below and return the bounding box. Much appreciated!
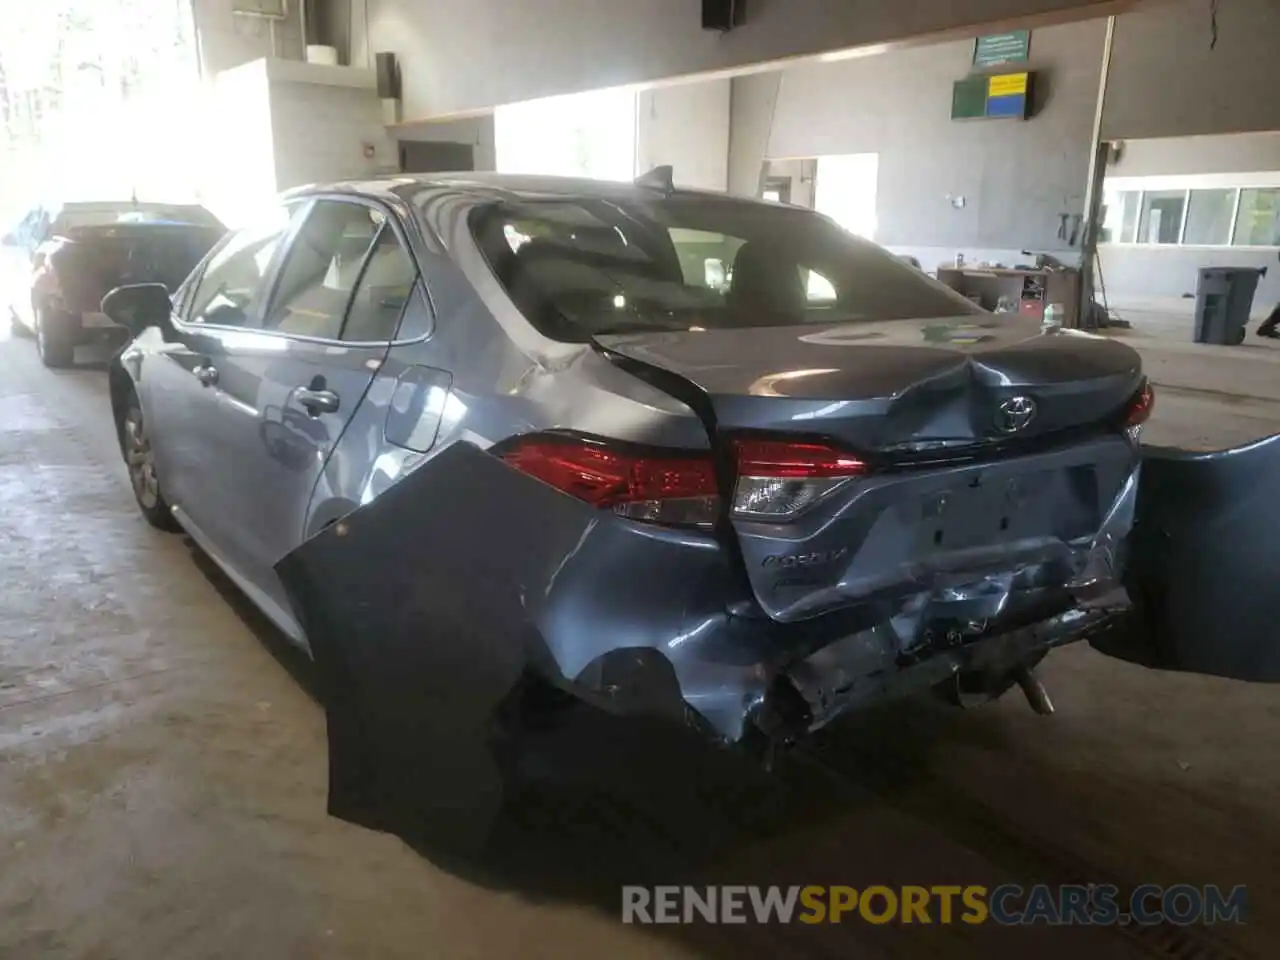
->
[102,171,1279,846]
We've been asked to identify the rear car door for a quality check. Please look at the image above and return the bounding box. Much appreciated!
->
[210,197,414,623]
[144,204,297,553]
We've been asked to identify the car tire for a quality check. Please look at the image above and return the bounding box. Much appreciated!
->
[34,304,76,368]
[121,400,180,532]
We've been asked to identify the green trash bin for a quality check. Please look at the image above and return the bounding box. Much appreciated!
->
[1194,266,1267,345]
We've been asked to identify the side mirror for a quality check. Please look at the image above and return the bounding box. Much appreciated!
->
[102,283,172,338]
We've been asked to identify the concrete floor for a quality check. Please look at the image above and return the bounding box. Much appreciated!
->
[1,324,1278,959]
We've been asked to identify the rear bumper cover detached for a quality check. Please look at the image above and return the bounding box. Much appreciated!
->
[275,440,1138,837]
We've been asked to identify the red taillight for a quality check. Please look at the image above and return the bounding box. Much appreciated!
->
[731,437,867,521]
[1125,381,1155,427]
[497,433,868,527]
[732,438,868,478]
[498,433,720,526]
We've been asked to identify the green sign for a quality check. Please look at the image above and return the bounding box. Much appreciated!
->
[974,29,1031,68]
[951,76,988,120]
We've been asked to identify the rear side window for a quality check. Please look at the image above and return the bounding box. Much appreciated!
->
[262,200,384,339]
[466,196,980,342]
[342,224,417,342]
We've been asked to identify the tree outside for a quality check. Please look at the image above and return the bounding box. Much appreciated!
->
[0,0,202,222]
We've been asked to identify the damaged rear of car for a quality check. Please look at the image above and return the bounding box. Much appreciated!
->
[264,177,1269,849]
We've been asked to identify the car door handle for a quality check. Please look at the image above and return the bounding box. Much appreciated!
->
[295,387,340,416]
[194,363,218,387]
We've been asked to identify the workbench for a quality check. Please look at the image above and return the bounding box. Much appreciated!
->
[935,266,1081,328]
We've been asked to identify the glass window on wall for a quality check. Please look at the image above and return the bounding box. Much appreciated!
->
[1233,188,1280,247]
[1102,190,1140,243]
[1137,190,1187,244]
[1184,189,1237,245]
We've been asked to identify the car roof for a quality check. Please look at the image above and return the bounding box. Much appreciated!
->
[281,172,779,210]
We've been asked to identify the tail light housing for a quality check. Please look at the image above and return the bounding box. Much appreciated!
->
[730,438,866,521]
[497,433,720,527]
[497,432,867,528]
[1123,380,1155,442]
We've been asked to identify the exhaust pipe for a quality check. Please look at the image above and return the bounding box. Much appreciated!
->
[1014,664,1055,715]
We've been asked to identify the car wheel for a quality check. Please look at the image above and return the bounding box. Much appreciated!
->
[34,304,75,368]
[122,401,180,531]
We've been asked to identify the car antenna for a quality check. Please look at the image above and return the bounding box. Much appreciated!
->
[635,165,674,196]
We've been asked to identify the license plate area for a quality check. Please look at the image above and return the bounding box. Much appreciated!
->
[913,469,1047,554]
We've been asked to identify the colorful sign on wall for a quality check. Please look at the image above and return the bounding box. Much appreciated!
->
[950,71,1032,121]
[985,71,1030,118]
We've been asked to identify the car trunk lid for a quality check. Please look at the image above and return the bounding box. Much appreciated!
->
[57,224,223,311]
[595,316,1145,625]
[594,315,1142,450]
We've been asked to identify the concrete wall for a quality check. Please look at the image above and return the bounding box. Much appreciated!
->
[394,116,497,171]
[728,19,1105,270]
[201,59,395,224]
[1109,132,1280,179]
[635,79,732,191]
[348,0,371,68]
[727,72,782,198]
[1099,131,1280,305]
[1099,246,1280,305]
[268,77,397,191]
[195,0,304,75]
[1102,0,1280,141]
[362,0,1121,120]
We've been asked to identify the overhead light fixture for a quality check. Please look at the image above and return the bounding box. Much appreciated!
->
[818,44,891,64]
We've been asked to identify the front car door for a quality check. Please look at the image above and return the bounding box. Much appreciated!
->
[142,203,298,557]
[209,197,417,632]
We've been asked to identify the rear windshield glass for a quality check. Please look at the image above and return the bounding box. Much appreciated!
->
[466,195,981,342]
[65,226,224,291]
[54,204,225,232]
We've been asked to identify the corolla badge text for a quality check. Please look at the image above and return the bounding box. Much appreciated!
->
[761,546,849,569]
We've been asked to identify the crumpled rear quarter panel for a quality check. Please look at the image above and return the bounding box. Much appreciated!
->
[274,439,760,845]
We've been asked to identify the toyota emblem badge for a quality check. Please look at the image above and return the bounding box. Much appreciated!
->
[995,395,1037,433]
